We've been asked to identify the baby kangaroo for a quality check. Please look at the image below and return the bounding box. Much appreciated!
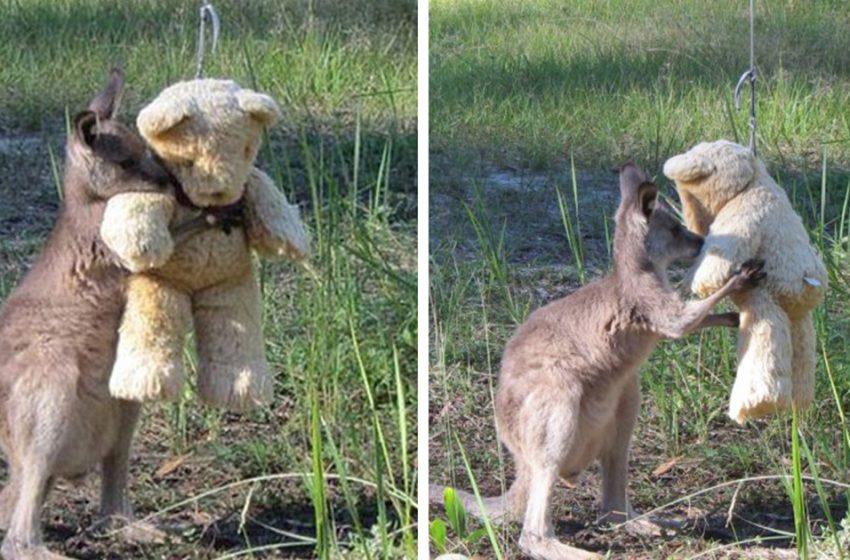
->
[432,164,764,560]
[0,70,176,560]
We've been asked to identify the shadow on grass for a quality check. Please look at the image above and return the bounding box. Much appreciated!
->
[35,494,400,559]
[0,125,415,250]
[429,161,850,271]
[433,1,850,100]
[431,1,850,166]
[1,0,414,49]
[682,488,848,551]
[199,494,396,556]
[0,0,416,132]
[535,486,847,556]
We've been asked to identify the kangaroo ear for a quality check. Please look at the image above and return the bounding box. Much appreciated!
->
[637,181,658,218]
[618,162,648,199]
[73,110,98,147]
[87,67,124,120]
[663,152,715,183]
[237,90,281,127]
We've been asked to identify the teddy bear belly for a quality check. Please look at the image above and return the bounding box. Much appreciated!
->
[154,228,253,292]
[776,282,825,318]
[760,246,827,316]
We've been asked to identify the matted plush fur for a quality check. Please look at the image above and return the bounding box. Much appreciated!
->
[101,79,309,411]
[664,140,827,423]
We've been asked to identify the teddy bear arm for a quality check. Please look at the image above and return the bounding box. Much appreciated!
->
[101,192,177,272]
[243,168,310,261]
[691,251,738,298]
[691,218,762,298]
[109,275,192,401]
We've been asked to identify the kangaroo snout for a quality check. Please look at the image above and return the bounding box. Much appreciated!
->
[687,230,705,258]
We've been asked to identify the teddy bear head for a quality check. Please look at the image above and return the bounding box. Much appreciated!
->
[662,140,758,236]
[137,79,281,208]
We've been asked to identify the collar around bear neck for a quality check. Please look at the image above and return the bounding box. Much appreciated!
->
[170,179,246,240]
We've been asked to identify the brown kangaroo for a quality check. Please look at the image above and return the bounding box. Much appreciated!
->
[0,69,176,560]
[431,164,765,560]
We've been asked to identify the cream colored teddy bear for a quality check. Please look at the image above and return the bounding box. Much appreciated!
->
[663,140,826,423]
[101,79,309,411]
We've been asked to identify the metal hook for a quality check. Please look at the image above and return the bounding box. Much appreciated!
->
[195,1,220,79]
[734,69,755,112]
[734,0,757,155]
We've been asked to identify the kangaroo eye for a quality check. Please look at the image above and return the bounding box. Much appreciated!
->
[118,158,136,171]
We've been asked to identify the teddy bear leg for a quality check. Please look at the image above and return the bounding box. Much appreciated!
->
[109,275,192,401]
[789,311,816,412]
[192,273,273,411]
[728,289,793,424]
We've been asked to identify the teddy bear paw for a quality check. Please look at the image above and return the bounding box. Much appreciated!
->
[197,361,274,411]
[109,349,185,401]
[117,237,175,273]
[728,368,792,424]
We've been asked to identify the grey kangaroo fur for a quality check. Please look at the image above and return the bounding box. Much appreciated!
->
[0,69,177,560]
[430,164,765,560]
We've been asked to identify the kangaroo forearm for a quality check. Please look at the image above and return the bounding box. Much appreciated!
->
[655,279,734,338]
[667,273,741,336]
[693,312,739,331]
[664,300,719,337]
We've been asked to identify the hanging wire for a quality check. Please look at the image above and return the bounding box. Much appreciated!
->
[734,0,757,155]
[194,1,220,79]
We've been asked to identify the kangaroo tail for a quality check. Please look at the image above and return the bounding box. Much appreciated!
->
[428,482,519,524]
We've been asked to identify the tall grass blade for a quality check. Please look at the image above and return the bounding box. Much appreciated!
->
[790,407,809,558]
[453,435,504,560]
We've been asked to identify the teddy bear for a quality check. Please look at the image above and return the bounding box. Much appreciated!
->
[100,79,309,411]
[663,140,827,424]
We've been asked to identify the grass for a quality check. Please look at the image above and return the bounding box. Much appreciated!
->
[430,1,850,558]
[0,0,415,558]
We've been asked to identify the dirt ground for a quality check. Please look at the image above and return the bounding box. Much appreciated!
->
[0,387,382,559]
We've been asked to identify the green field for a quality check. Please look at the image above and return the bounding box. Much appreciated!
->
[430,1,850,558]
[0,0,416,558]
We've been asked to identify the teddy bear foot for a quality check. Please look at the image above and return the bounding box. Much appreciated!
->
[109,352,186,402]
[197,360,274,411]
[729,397,790,424]
[728,377,792,424]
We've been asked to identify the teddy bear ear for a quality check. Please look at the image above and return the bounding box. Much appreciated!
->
[663,153,716,183]
[137,98,193,140]
[237,91,281,127]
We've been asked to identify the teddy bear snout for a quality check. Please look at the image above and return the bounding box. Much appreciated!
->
[186,174,245,207]
[193,190,242,207]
